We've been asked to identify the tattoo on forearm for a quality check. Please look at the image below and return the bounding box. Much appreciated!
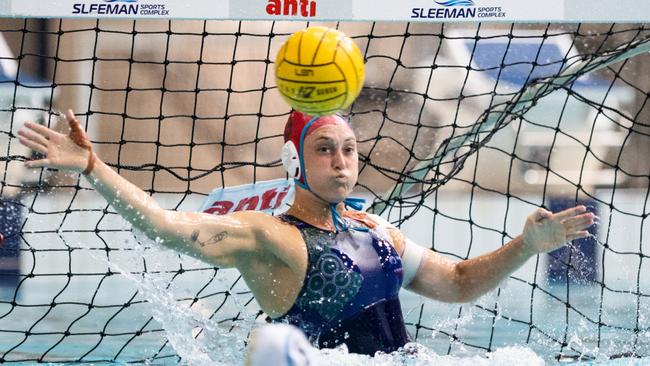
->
[190,230,200,242]
[196,231,228,247]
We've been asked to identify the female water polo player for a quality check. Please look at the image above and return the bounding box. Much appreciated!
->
[17,109,595,358]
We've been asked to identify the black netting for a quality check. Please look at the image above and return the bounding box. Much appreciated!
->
[1,19,650,363]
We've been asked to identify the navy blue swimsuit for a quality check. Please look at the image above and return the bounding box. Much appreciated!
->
[274,214,410,355]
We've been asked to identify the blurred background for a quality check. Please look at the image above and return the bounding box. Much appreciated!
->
[1,19,650,363]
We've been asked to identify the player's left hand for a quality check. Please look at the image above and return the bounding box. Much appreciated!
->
[522,205,596,255]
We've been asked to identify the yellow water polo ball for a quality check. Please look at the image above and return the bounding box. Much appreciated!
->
[275,26,365,116]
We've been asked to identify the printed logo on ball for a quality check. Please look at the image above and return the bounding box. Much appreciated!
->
[72,0,171,16]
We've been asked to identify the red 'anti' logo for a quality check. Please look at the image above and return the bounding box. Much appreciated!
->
[266,0,316,17]
[202,186,291,215]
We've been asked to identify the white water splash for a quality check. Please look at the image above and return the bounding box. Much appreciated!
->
[95,231,549,366]
[316,343,544,366]
[93,230,254,365]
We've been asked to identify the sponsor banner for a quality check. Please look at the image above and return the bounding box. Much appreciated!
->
[565,0,650,22]
[199,178,294,216]
[354,0,565,22]
[229,0,353,20]
[11,0,228,19]
[5,1,650,31]
[0,2,9,16]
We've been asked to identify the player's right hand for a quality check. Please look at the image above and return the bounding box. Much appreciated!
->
[521,205,595,255]
[17,109,92,173]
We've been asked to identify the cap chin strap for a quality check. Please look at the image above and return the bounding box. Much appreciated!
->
[294,116,366,232]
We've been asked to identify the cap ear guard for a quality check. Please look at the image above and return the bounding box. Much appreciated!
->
[281,141,301,179]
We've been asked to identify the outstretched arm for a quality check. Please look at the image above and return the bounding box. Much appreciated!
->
[17,110,265,267]
[406,206,596,302]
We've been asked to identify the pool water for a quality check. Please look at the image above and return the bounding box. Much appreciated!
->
[2,191,649,365]
[2,257,649,365]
